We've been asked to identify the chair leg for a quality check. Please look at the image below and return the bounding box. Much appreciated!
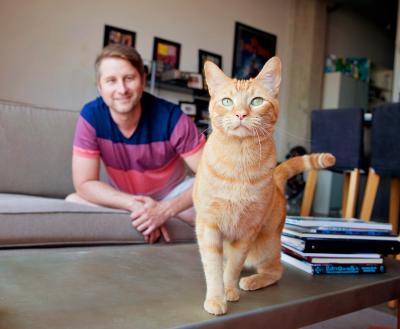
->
[360,168,381,221]
[343,169,360,219]
[390,177,400,235]
[300,169,318,217]
[341,172,350,217]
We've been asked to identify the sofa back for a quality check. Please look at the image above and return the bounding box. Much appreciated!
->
[0,99,79,198]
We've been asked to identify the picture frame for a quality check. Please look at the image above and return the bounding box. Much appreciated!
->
[152,37,181,80]
[187,73,203,89]
[103,25,136,47]
[232,22,277,79]
[198,49,223,90]
[179,101,197,117]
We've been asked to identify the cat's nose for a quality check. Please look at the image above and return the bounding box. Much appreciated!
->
[236,113,247,120]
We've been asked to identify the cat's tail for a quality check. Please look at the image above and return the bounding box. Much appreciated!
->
[273,153,336,194]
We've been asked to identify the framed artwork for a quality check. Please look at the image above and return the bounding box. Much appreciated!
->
[187,73,203,89]
[232,22,277,79]
[152,37,181,80]
[198,49,223,90]
[103,25,136,47]
[179,101,197,117]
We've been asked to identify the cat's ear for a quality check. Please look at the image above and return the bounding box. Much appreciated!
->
[204,61,230,96]
[256,56,282,97]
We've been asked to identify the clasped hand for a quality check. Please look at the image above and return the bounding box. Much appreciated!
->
[130,195,171,243]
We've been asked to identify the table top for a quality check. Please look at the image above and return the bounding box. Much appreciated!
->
[1,244,400,329]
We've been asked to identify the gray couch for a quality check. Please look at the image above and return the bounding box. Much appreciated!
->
[0,99,195,247]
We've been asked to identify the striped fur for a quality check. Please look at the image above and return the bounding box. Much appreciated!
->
[193,57,335,315]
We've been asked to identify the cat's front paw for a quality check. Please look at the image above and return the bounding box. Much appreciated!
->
[225,286,240,302]
[204,297,227,315]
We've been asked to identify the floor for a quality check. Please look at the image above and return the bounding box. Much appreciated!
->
[300,305,397,329]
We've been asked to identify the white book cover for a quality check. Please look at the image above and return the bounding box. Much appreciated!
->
[283,228,400,241]
[285,216,392,231]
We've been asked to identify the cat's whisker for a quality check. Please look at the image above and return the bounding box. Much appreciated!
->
[253,127,262,164]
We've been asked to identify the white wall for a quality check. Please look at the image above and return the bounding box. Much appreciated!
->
[0,0,293,113]
[326,8,394,68]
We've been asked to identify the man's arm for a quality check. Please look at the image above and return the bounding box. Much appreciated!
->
[131,146,203,234]
[72,154,168,243]
[72,154,143,211]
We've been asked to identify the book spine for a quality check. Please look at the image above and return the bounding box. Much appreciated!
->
[312,264,386,275]
[302,239,400,254]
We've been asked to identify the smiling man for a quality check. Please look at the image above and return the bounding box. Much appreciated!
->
[67,44,205,243]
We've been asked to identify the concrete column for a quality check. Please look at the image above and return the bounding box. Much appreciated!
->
[282,0,327,153]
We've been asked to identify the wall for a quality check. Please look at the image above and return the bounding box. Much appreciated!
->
[0,0,292,107]
[0,0,296,158]
[326,7,395,68]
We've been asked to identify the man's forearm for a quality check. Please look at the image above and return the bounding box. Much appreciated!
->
[76,180,141,211]
[162,186,195,223]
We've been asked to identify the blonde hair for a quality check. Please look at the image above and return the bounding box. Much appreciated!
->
[95,44,145,81]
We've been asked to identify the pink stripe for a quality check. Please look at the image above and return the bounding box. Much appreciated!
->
[181,135,205,157]
[74,116,99,151]
[170,114,204,154]
[106,156,186,199]
[73,146,100,158]
[97,138,176,172]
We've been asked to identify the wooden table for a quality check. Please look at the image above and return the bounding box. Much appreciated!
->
[0,244,399,329]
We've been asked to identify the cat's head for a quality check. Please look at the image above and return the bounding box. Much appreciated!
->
[204,57,281,138]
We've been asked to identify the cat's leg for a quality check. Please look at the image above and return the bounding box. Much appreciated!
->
[239,236,283,291]
[223,240,251,302]
[197,221,227,315]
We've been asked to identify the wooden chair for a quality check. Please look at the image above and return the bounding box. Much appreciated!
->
[360,103,400,235]
[301,108,365,218]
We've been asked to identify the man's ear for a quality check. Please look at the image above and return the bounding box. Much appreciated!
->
[255,56,282,97]
[204,61,230,96]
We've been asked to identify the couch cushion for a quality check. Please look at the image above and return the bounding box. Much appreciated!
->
[0,99,78,197]
[0,194,196,247]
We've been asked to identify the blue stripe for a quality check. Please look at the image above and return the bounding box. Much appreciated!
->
[80,93,183,145]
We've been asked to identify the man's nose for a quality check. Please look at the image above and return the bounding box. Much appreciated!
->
[116,81,127,93]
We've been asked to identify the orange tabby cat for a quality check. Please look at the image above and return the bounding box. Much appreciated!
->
[193,57,335,315]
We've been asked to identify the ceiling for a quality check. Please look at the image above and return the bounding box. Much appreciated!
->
[328,0,398,39]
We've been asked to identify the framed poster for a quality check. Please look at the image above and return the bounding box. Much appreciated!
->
[198,49,222,90]
[152,37,181,80]
[232,22,277,79]
[103,25,136,47]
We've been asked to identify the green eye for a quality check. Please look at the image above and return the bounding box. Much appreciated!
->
[250,97,264,106]
[221,98,233,107]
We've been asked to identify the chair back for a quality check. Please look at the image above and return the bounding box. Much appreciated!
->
[311,108,365,172]
[370,103,400,177]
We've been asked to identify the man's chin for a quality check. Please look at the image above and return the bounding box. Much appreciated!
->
[112,101,136,114]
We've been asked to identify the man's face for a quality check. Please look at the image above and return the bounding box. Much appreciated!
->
[97,57,145,115]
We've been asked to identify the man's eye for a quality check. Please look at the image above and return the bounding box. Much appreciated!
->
[250,97,264,106]
[221,98,233,107]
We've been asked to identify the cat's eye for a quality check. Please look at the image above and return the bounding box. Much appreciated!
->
[250,97,264,107]
[221,98,234,107]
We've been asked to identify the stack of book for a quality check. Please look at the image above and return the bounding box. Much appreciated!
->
[281,216,400,275]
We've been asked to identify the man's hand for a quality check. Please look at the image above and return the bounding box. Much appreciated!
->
[143,225,170,244]
[130,195,172,241]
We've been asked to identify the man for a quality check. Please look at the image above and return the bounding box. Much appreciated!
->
[67,44,205,243]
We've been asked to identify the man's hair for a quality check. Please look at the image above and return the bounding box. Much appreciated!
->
[95,44,145,81]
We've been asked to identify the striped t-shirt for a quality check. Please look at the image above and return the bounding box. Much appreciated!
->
[73,92,205,200]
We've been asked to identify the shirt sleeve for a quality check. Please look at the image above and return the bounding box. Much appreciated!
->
[72,114,100,158]
[170,112,206,157]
